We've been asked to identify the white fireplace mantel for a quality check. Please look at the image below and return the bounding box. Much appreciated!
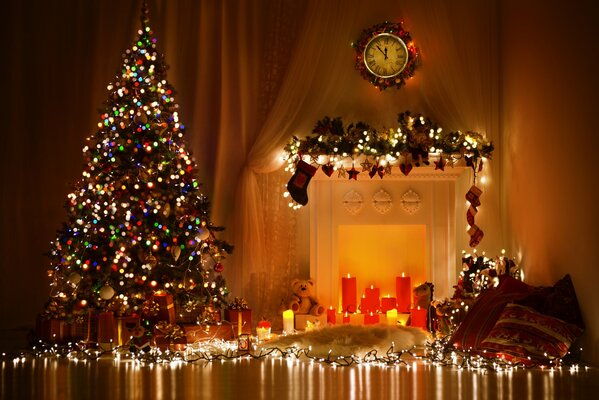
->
[307,166,472,309]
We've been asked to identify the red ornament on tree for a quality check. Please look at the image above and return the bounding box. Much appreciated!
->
[213,262,224,273]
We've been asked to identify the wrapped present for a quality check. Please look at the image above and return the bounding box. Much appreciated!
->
[36,315,67,343]
[116,315,141,346]
[153,293,176,324]
[175,305,201,324]
[224,309,252,336]
[86,308,99,342]
[181,323,234,343]
[97,312,117,351]
[153,321,186,351]
[294,314,327,331]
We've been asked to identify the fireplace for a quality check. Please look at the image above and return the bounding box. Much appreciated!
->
[305,166,471,309]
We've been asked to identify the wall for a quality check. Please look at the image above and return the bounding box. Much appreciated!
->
[500,0,599,365]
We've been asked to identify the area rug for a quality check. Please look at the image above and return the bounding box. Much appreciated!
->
[259,324,429,358]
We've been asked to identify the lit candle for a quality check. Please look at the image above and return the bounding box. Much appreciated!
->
[341,274,357,313]
[365,285,380,313]
[410,306,428,329]
[386,308,398,326]
[364,311,380,325]
[343,312,350,324]
[282,309,294,334]
[396,273,412,313]
[327,306,336,325]
[237,311,242,337]
[381,294,397,313]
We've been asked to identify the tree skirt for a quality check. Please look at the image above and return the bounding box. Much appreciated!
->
[260,324,428,358]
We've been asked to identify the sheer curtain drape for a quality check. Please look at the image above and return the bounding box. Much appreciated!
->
[1,0,501,333]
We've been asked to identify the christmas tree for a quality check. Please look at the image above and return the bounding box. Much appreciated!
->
[42,6,232,328]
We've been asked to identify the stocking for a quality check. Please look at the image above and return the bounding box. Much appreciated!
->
[465,185,482,207]
[468,225,484,248]
[466,205,477,226]
[286,160,318,205]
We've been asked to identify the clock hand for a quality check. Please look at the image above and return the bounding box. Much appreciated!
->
[376,45,386,57]
[384,47,388,60]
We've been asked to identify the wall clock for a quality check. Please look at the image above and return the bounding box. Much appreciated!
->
[353,21,418,91]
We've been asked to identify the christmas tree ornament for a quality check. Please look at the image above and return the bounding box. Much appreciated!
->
[171,246,181,261]
[99,285,115,300]
[68,272,82,285]
[286,160,318,205]
[144,254,157,268]
[347,166,360,180]
[195,227,210,242]
[213,262,224,273]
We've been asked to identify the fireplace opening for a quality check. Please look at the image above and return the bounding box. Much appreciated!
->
[337,224,427,308]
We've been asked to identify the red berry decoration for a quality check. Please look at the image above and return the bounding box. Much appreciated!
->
[213,262,224,273]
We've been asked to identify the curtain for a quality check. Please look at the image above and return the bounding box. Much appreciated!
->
[1,0,501,334]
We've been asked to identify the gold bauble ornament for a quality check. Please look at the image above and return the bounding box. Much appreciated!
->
[99,285,115,300]
[195,228,210,242]
[68,272,82,285]
[171,246,181,261]
[145,255,158,267]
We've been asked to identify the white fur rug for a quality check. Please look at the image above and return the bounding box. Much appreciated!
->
[260,324,429,358]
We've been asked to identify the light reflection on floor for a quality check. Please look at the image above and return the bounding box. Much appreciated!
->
[2,357,599,400]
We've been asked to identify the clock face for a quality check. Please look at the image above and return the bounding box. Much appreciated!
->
[363,33,408,79]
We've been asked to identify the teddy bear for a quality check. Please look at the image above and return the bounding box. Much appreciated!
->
[280,278,325,316]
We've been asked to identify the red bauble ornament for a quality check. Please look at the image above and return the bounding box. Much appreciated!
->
[213,262,224,273]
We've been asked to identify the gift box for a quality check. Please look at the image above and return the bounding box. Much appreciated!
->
[175,305,201,324]
[97,312,117,350]
[153,322,186,351]
[224,309,252,336]
[116,315,141,346]
[36,315,67,343]
[153,293,176,324]
[294,314,327,331]
[181,324,234,343]
[86,309,99,342]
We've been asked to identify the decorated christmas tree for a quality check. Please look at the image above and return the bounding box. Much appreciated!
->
[41,6,232,331]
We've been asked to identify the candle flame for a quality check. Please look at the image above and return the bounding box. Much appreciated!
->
[347,273,350,278]
[402,272,405,277]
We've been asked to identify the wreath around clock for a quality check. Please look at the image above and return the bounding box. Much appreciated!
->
[353,21,419,91]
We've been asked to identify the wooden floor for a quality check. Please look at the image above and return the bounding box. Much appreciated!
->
[2,355,599,400]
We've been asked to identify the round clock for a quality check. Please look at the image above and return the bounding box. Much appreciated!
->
[363,33,408,78]
[354,21,418,91]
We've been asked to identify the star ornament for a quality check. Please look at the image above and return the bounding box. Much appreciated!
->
[337,166,347,178]
[348,167,360,180]
[360,159,373,172]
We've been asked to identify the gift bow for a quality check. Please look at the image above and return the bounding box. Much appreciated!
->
[155,321,184,340]
[229,297,249,310]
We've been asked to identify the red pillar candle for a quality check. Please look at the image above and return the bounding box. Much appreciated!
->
[396,273,412,313]
[410,306,428,330]
[364,312,380,325]
[365,285,380,313]
[381,295,397,313]
[360,295,369,314]
[341,274,357,313]
[342,312,350,324]
[327,306,336,325]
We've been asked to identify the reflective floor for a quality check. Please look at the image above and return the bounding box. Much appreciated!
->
[2,356,599,400]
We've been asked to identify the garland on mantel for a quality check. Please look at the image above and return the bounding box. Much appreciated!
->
[282,111,494,247]
[284,111,493,179]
